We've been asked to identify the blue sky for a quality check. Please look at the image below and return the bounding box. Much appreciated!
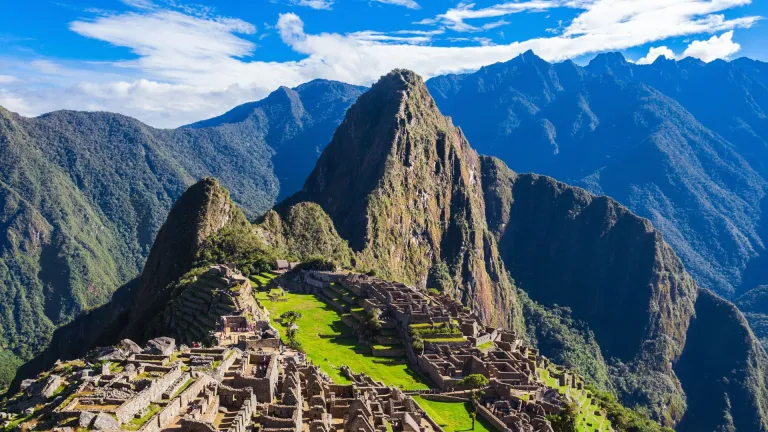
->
[0,0,765,127]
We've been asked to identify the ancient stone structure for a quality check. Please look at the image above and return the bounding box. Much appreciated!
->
[2,265,606,431]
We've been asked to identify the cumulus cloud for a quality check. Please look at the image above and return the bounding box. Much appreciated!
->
[682,30,741,61]
[636,46,676,64]
[0,0,761,127]
[636,31,742,64]
[0,75,20,84]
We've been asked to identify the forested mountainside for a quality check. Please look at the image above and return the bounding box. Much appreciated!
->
[14,69,768,431]
[426,51,768,304]
[280,69,520,331]
[282,70,768,431]
[186,79,366,199]
[0,79,362,390]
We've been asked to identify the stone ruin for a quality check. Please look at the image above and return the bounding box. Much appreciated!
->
[1,265,606,432]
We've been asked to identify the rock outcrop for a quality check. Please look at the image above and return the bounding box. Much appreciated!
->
[122,178,246,342]
[258,202,353,267]
[284,69,519,329]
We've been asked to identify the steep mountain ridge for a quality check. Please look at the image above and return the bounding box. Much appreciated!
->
[187,79,366,199]
[426,53,768,301]
[8,178,244,390]
[122,177,247,342]
[284,69,519,329]
[480,157,696,423]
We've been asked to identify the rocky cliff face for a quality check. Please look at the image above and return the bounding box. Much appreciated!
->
[480,156,697,422]
[479,155,768,430]
[676,290,768,432]
[123,178,247,343]
[285,70,519,329]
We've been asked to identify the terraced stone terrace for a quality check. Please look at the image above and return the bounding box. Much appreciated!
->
[2,264,615,432]
[538,366,611,432]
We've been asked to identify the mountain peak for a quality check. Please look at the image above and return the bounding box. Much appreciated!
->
[288,68,518,327]
[124,177,247,342]
[508,49,547,66]
[371,69,426,94]
[586,51,633,79]
[588,51,629,68]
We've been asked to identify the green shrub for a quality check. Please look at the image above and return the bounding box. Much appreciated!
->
[458,374,489,389]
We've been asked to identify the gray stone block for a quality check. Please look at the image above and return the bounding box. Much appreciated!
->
[92,412,120,431]
[120,339,142,354]
[78,411,96,428]
[146,337,176,356]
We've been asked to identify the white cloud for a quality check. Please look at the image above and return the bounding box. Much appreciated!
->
[0,75,20,84]
[31,60,65,74]
[291,0,334,10]
[373,0,420,9]
[682,30,741,62]
[482,19,510,30]
[427,1,556,32]
[636,46,676,64]
[1,0,761,128]
[635,31,742,64]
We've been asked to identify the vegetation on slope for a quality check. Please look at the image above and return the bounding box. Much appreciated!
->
[520,290,612,393]
[0,80,362,390]
[287,69,521,330]
[427,52,768,301]
[258,202,353,267]
[736,285,768,350]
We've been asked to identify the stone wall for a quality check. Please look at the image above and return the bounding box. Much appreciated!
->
[162,373,191,399]
[211,349,239,381]
[223,392,256,432]
[114,364,183,424]
[474,400,511,432]
[424,340,472,351]
[140,376,213,432]
[180,419,217,432]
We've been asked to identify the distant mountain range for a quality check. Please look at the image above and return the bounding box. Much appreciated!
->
[0,80,362,389]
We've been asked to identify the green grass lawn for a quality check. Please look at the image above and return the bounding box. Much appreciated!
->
[251,274,272,285]
[476,341,494,351]
[256,291,428,390]
[123,404,161,430]
[413,396,493,432]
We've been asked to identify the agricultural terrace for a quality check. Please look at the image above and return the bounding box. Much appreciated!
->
[538,366,611,432]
